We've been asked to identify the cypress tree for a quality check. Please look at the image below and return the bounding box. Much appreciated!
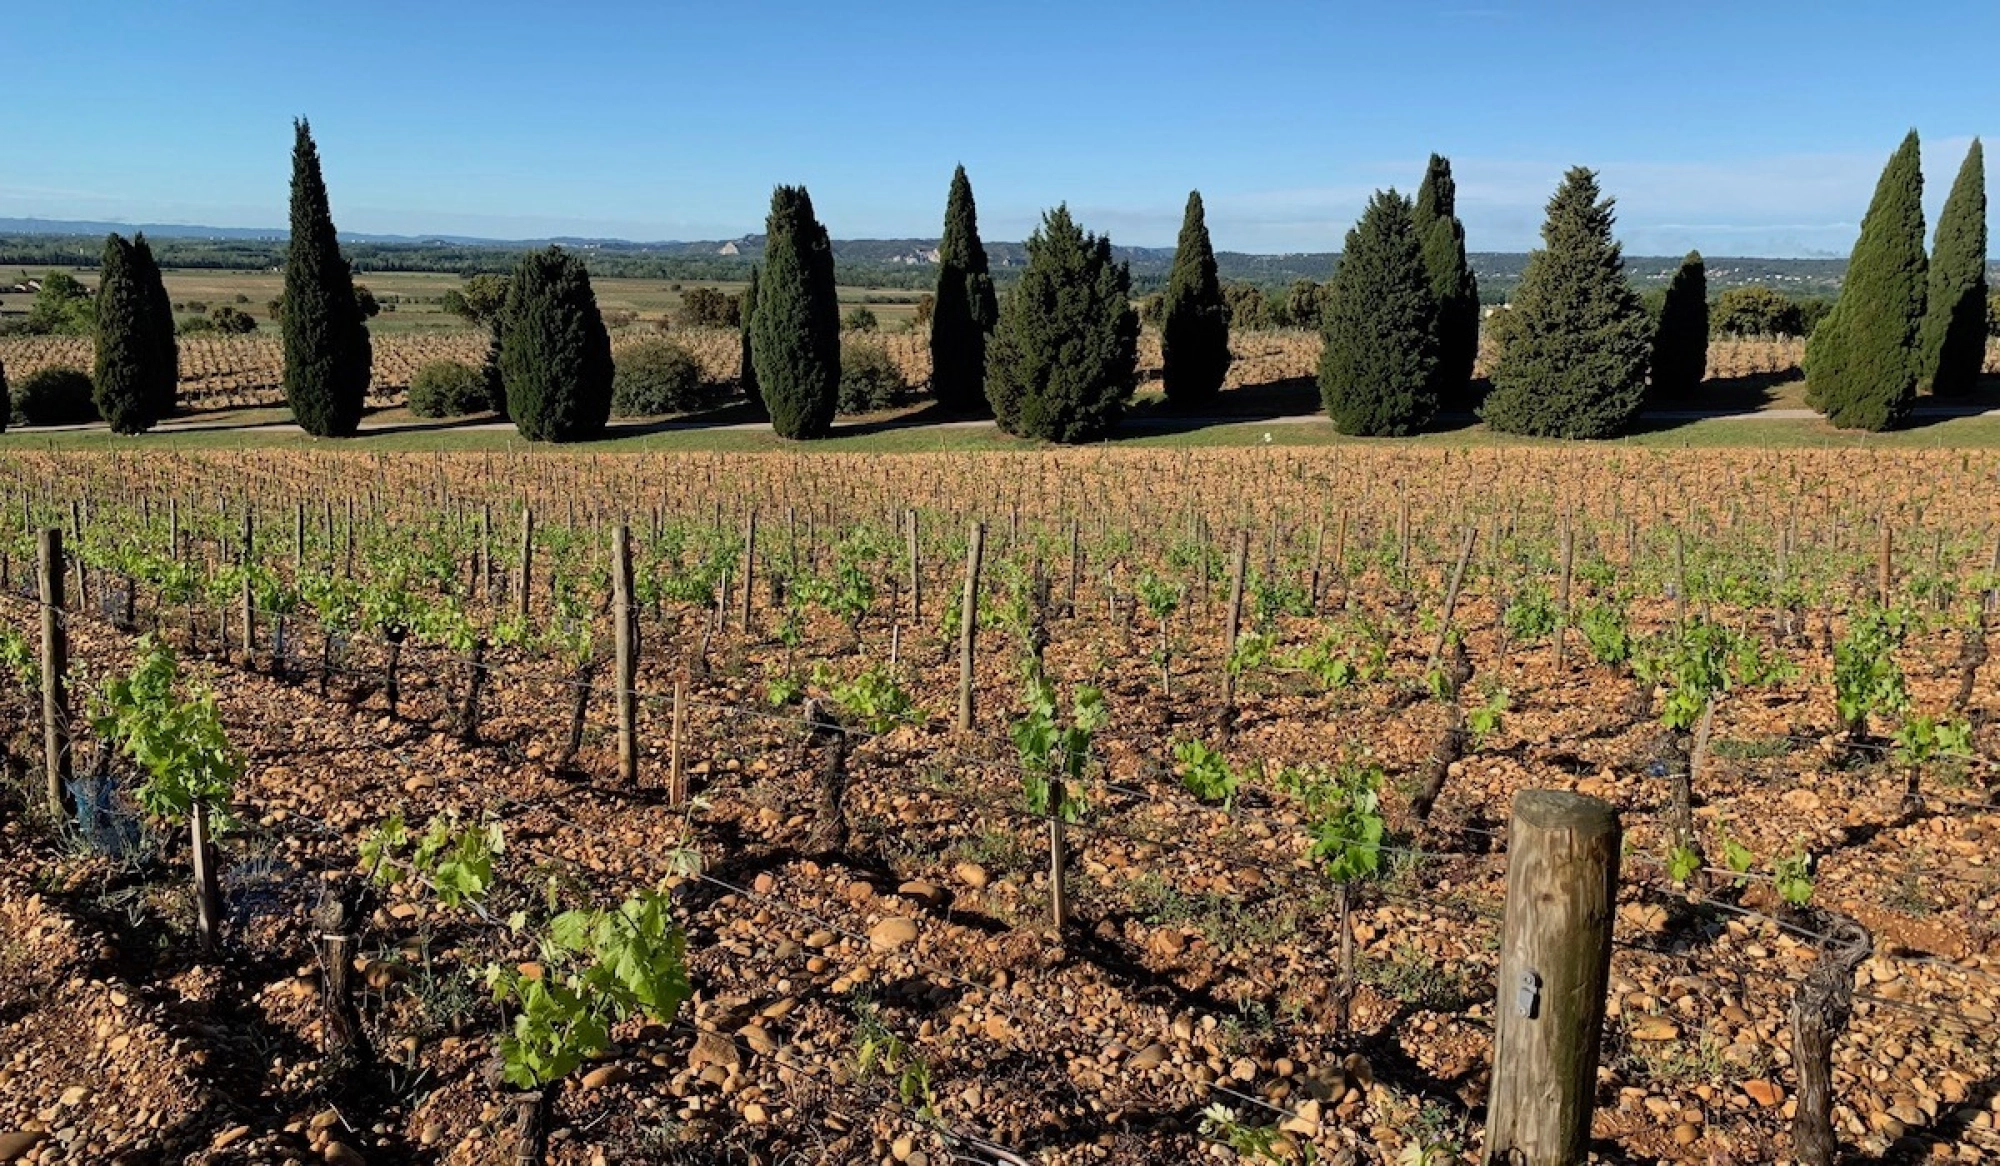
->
[1413,155,1481,409]
[1648,251,1709,402]
[985,205,1139,442]
[1922,138,1986,396]
[130,233,178,419]
[739,265,767,418]
[93,234,159,434]
[1483,168,1652,439]
[500,246,614,442]
[1160,190,1231,409]
[0,352,7,435]
[281,119,370,437]
[929,165,999,413]
[1318,191,1439,435]
[752,186,841,438]
[1805,131,1927,429]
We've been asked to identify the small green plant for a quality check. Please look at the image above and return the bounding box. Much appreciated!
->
[1773,849,1815,907]
[1666,843,1702,885]
[1011,673,1103,823]
[851,994,936,1117]
[0,626,37,695]
[96,638,240,824]
[1892,714,1972,767]
[817,662,915,733]
[1576,599,1631,665]
[361,812,502,911]
[1465,685,1509,748]
[1197,1103,1297,1163]
[1502,580,1558,641]
[1172,739,1243,808]
[1833,607,1911,736]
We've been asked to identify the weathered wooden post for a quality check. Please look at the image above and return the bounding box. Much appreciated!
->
[1221,529,1249,709]
[191,801,221,950]
[1877,522,1893,608]
[240,508,256,657]
[957,522,985,733]
[517,507,535,621]
[668,676,688,807]
[905,508,921,624]
[38,529,71,821]
[1553,521,1575,672]
[740,508,757,633]
[611,525,638,785]
[1485,790,1620,1166]
[1427,526,1478,674]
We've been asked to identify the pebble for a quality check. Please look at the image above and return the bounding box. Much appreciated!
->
[579,1064,629,1090]
[869,917,919,950]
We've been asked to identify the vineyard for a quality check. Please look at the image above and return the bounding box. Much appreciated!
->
[1,446,1998,1165]
[0,331,1931,419]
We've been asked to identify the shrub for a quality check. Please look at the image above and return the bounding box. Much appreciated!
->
[677,286,739,328]
[177,316,217,335]
[407,361,491,418]
[13,366,99,426]
[842,306,879,333]
[985,205,1139,442]
[612,339,710,416]
[209,305,258,334]
[838,342,909,414]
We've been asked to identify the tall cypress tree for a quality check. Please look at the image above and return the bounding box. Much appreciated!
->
[1922,139,1986,397]
[1318,191,1439,435]
[500,246,613,442]
[1160,190,1231,409]
[738,265,766,418]
[1649,251,1709,402]
[1413,155,1481,409]
[929,166,998,413]
[1483,168,1652,439]
[0,352,7,435]
[985,205,1139,442]
[752,186,841,439]
[93,234,159,434]
[1805,131,1927,430]
[130,233,178,419]
[281,119,370,437]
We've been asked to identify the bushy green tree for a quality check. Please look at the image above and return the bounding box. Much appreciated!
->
[1922,139,1986,396]
[752,186,841,438]
[500,246,614,442]
[1413,154,1481,408]
[1318,191,1439,435]
[1713,286,1804,337]
[1160,191,1231,409]
[25,271,95,335]
[1804,131,1927,430]
[93,234,160,433]
[1483,168,1652,439]
[1222,282,1271,330]
[130,233,177,418]
[929,166,999,413]
[1648,251,1708,401]
[984,205,1139,442]
[281,119,371,437]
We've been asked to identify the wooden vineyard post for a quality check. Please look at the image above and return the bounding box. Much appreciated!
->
[1221,529,1249,712]
[1553,521,1575,672]
[1067,518,1081,617]
[68,499,87,611]
[1791,914,1871,1166]
[240,509,256,657]
[957,522,985,733]
[517,508,535,621]
[1987,532,2000,618]
[741,508,757,634]
[1306,514,1327,611]
[1672,527,1688,627]
[611,525,638,786]
[37,529,71,821]
[191,801,221,950]
[479,503,494,602]
[1048,803,1069,934]
[1877,522,1893,608]
[313,891,365,1059]
[668,676,688,807]
[293,501,306,578]
[1485,790,1620,1166]
[1427,527,1478,675]
[906,509,921,624]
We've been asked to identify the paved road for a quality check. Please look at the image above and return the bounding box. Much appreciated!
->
[28,403,2000,439]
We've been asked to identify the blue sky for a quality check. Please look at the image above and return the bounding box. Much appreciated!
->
[2,1,1996,256]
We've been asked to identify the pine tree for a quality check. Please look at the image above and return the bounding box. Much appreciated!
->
[752,186,841,438]
[1160,190,1232,409]
[1483,168,1652,439]
[93,234,160,434]
[281,119,371,437]
[1413,155,1481,409]
[500,246,614,442]
[1805,132,1928,429]
[738,265,767,418]
[130,233,178,419]
[1922,138,1986,397]
[1648,251,1708,402]
[984,205,1139,442]
[929,166,999,413]
[1317,191,1439,435]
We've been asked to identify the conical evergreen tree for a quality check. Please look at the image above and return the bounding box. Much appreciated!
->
[500,246,614,442]
[1922,138,1986,397]
[752,186,841,438]
[93,234,160,434]
[984,205,1139,442]
[1483,168,1652,438]
[130,233,178,419]
[1160,191,1231,409]
[738,265,767,418]
[0,353,7,435]
[1648,251,1708,402]
[281,119,371,437]
[1318,191,1439,435]
[1413,155,1481,409]
[1805,131,1928,429]
[929,166,998,413]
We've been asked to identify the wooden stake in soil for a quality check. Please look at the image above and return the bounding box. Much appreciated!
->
[1222,529,1249,711]
[1485,790,1620,1166]
[1553,521,1574,672]
[957,522,985,734]
[517,508,535,621]
[906,508,921,624]
[741,508,757,634]
[611,525,638,785]
[668,676,688,807]
[191,801,221,951]
[37,529,71,821]
[1877,522,1893,607]
[1426,527,1478,675]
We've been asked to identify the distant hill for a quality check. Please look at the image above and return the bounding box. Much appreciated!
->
[6,216,1994,298]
